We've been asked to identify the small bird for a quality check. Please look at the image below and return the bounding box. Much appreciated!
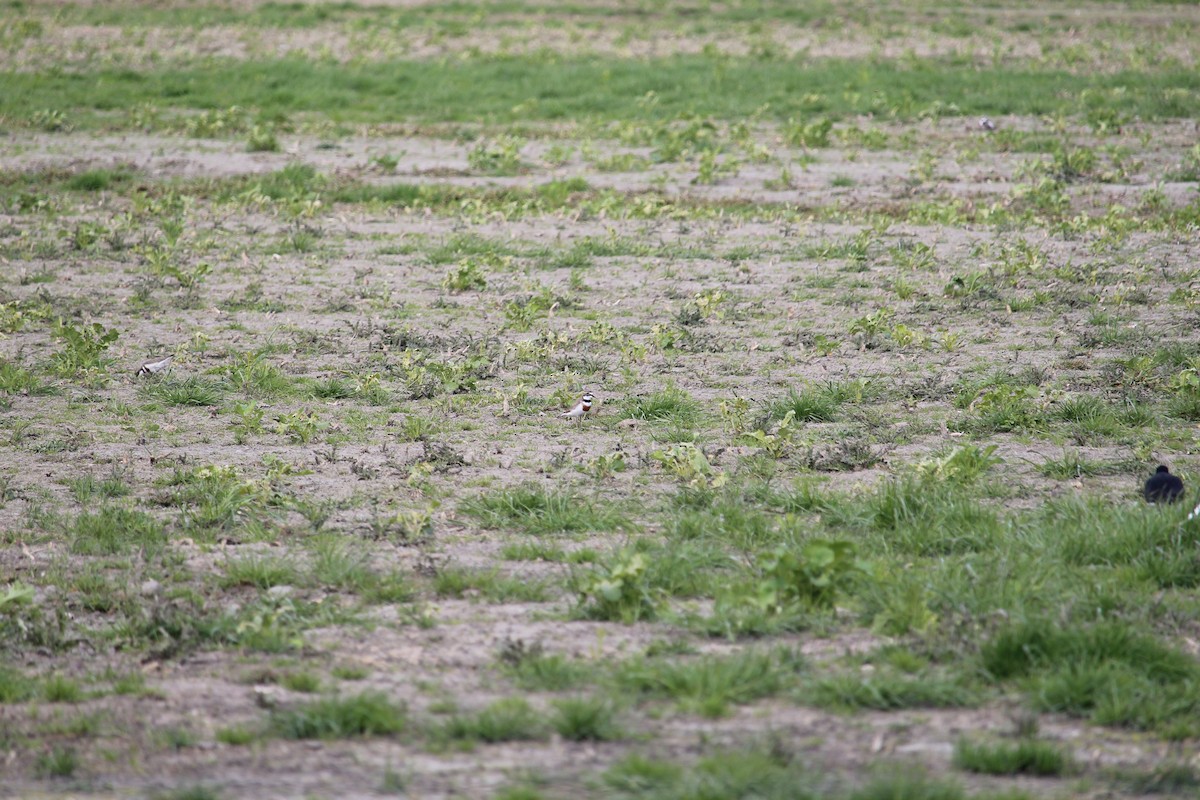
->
[560,391,594,425]
[137,355,174,376]
[978,117,996,131]
[1144,465,1184,504]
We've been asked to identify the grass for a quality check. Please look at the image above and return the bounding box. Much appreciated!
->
[1108,762,1200,795]
[34,746,78,778]
[67,471,130,503]
[500,540,569,562]
[953,738,1074,777]
[981,619,1196,682]
[0,360,51,395]
[69,506,166,555]
[858,477,1004,556]
[269,691,406,739]
[769,382,853,422]
[4,58,1200,131]
[331,665,370,680]
[280,671,322,693]
[1038,451,1130,479]
[140,376,226,407]
[307,376,355,400]
[603,748,808,800]
[215,726,256,746]
[574,549,663,623]
[42,674,83,703]
[65,167,134,192]
[615,649,799,717]
[359,570,418,604]
[668,499,788,548]
[151,788,223,800]
[218,555,301,589]
[0,0,1055,32]
[157,465,277,536]
[308,535,373,590]
[632,539,733,598]
[0,666,37,702]
[847,773,967,800]
[550,696,624,742]
[1043,499,1200,589]
[159,726,197,750]
[15,161,1192,232]
[219,353,294,398]
[501,650,593,692]
[623,385,704,426]
[979,618,1200,735]
[436,697,547,745]
[804,669,978,711]
[433,567,551,602]
[5,2,1200,794]
[459,484,628,534]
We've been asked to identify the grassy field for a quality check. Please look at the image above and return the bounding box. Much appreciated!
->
[3,1,1200,798]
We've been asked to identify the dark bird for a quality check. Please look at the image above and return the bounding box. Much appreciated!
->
[1144,465,1184,504]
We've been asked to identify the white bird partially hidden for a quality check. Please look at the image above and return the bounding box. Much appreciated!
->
[978,116,996,131]
[137,355,174,376]
[560,391,594,425]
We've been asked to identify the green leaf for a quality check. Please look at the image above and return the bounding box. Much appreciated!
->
[0,583,35,612]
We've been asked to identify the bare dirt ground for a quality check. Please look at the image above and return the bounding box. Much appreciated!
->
[2,117,1198,797]
[3,2,1200,798]
[5,3,1198,72]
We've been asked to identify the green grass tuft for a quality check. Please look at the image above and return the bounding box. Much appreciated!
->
[69,506,166,555]
[551,696,624,742]
[42,674,83,703]
[215,726,256,746]
[218,555,300,589]
[981,618,1194,683]
[501,650,593,692]
[433,567,550,603]
[67,470,131,503]
[769,382,849,422]
[150,786,224,800]
[34,746,78,778]
[804,669,978,711]
[140,376,226,407]
[623,385,704,427]
[0,666,36,702]
[604,748,808,800]
[615,649,799,717]
[859,478,1002,557]
[270,691,406,739]
[1109,761,1200,795]
[954,738,1073,777]
[980,618,1200,734]
[5,58,1199,129]
[848,772,965,800]
[65,167,133,192]
[437,697,547,745]
[460,484,627,535]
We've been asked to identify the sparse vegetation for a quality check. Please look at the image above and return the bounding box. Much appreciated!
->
[461,484,628,535]
[2,1,1198,796]
[270,692,406,739]
[954,738,1074,777]
[551,696,625,742]
[436,697,547,745]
